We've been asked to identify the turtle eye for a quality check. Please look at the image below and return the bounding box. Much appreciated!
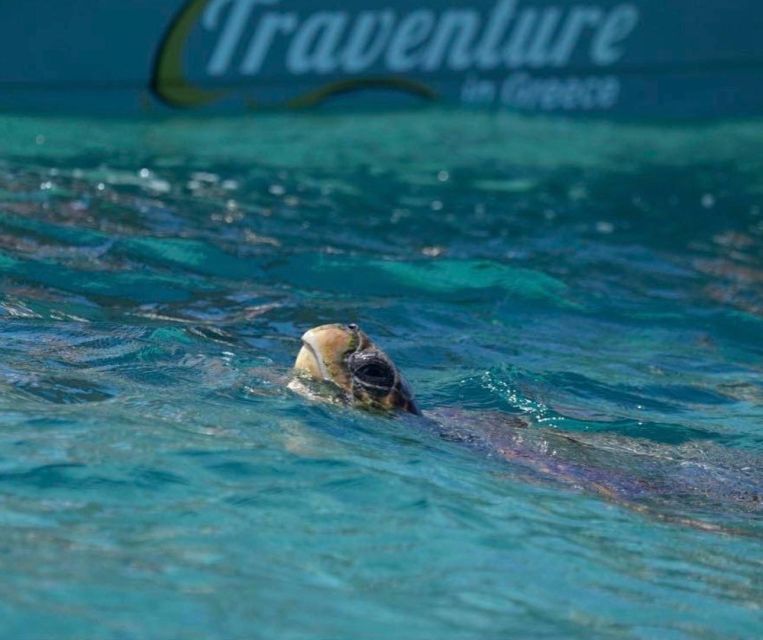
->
[355,362,394,388]
[349,352,395,390]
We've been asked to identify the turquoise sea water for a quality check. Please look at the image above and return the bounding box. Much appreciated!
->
[1,111,762,639]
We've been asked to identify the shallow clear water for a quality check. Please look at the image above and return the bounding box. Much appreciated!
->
[1,110,762,639]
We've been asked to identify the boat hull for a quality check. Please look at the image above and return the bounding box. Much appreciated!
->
[4,0,763,118]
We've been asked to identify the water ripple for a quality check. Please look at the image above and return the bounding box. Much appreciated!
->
[0,112,762,638]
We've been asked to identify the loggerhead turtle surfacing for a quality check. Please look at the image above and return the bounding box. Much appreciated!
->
[290,323,763,535]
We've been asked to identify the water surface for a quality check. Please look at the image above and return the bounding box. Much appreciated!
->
[1,110,762,639]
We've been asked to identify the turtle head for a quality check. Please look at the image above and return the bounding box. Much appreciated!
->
[293,323,420,415]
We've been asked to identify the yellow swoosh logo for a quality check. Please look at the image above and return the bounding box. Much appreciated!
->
[151,0,225,108]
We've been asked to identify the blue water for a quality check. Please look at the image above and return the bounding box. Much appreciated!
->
[1,111,762,639]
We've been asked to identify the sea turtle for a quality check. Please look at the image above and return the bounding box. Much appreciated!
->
[290,323,763,535]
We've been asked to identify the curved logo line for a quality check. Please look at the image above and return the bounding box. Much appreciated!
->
[151,0,226,108]
[285,76,437,109]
